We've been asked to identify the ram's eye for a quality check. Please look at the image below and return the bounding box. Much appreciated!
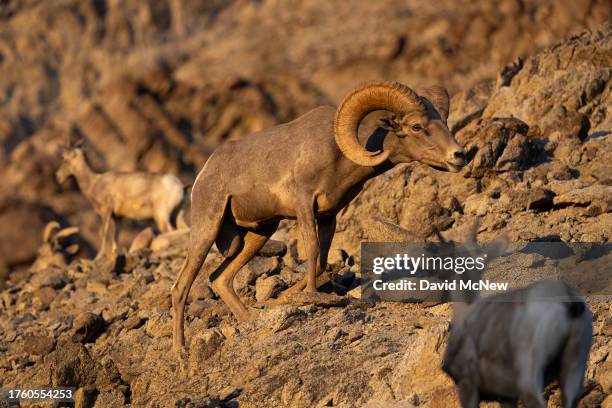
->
[411,124,423,132]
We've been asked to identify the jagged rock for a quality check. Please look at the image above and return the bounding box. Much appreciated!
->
[194,328,225,357]
[280,268,302,287]
[128,227,154,253]
[601,362,612,393]
[74,386,98,408]
[93,389,126,408]
[546,163,574,182]
[399,201,454,239]
[189,282,215,302]
[448,80,494,132]
[72,312,105,344]
[457,117,530,178]
[499,186,555,213]
[554,184,612,209]
[150,229,189,252]
[123,315,145,331]
[235,256,281,294]
[257,306,308,333]
[281,292,350,308]
[548,180,588,196]
[145,313,172,338]
[255,275,286,303]
[175,396,222,408]
[47,340,97,387]
[258,239,288,257]
[246,256,281,278]
[463,193,495,216]
[32,286,57,310]
[29,267,67,290]
[483,25,612,132]
[21,335,56,355]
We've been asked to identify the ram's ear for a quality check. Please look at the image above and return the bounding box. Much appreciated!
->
[377,115,401,132]
[418,85,450,122]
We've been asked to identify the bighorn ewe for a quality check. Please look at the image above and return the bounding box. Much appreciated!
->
[171,80,466,349]
[373,219,593,408]
[56,146,185,258]
[443,253,593,407]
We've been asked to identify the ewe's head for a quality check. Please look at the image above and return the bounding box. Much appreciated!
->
[56,147,86,184]
[334,81,465,172]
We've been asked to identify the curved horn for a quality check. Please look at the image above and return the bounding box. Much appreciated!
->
[417,85,450,123]
[43,221,61,242]
[55,226,80,240]
[335,81,425,167]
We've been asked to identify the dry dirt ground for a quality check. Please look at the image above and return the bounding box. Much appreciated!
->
[0,1,611,407]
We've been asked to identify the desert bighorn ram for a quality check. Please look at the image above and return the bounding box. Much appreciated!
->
[56,146,185,258]
[171,81,466,350]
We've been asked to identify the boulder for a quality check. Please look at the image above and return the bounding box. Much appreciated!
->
[255,275,286,303]
[21,335,57,356]
[72,312,106,344]
[457,117,530,178]
[47,340,97,387]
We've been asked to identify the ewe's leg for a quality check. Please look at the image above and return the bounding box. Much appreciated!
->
[154,207,173,233]
[96,207,117,259]
[560,319,592,408]
[518,368,546,408]
[456,378,479,408]
[212,227,275,321]
[171,194,229,351]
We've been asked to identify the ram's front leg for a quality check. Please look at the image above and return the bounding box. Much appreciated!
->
[297,202,320,292]
[317,216,336,276]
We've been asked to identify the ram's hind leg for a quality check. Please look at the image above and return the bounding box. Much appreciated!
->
[211,223,278,321]
[171,193,229,351]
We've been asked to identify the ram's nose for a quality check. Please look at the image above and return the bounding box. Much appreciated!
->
[446,150,466,172]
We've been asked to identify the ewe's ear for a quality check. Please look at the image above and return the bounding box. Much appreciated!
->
[418,86,450,122]
[377,115,401,132]
[73,138,85,148]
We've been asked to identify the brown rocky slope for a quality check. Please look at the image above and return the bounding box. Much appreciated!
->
[0,0,610,278]
[0,21,611,408]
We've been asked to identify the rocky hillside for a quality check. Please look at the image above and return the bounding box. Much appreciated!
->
[329,22,611,257]
[0,1,610,407]
[0,0,610,276]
